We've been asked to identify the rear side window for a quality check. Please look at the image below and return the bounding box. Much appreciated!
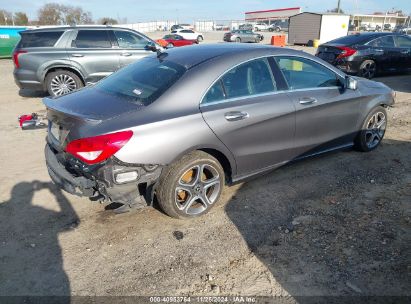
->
[202,58,276,104]
[96,58,186,105]
[18,31,63,48]
[395,36,411,47]
[74,30,111,48]
[275,56,340,90]
[367,36,395,47]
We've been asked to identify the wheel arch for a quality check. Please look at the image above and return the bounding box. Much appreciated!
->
[43,65,85,90]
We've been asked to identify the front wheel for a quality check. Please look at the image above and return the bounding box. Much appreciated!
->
[166,43,174,48]
[197,35,203,42]
[358,59,377,79]
[156,151,225,219]
[236,37,241,43]
[354,106,387,152]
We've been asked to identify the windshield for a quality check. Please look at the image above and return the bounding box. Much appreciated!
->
[95,57,186,106]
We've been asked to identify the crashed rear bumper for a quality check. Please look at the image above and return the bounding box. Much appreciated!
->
[45,144,162,205]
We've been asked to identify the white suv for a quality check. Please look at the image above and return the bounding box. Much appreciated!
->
[253,23,270,31]
[171,29,204,42]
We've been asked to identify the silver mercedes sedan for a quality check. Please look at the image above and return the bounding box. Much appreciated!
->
[44,44,395,218]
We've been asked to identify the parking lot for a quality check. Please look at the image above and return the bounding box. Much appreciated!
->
[0,38,410,299]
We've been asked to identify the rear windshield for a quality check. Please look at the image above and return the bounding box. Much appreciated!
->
[95,57,186,105]
[18,31,64,48]
[327,34,370,45]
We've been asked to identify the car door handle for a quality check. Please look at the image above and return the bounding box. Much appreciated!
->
[71,53,84,57]
[299,97,317,105]
[121,52,132,56]
[374,49,384,53]
[224,111,249,121]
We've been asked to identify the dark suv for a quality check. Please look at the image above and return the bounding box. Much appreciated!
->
[13,26,159,96]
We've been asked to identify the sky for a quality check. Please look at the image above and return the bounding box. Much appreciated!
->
[1,0,410,22]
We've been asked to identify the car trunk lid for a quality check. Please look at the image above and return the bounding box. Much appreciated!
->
[44,87,145,150]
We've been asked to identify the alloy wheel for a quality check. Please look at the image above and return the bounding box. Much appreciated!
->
[175,164,221,215]
[361,61,376,79]
[50,74,77,96]
[365,111,386,149]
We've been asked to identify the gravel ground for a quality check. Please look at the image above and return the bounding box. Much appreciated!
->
[0,40,410,301]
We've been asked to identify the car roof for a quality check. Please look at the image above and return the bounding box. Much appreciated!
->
[20,26,132,34]
[159,43,303,69]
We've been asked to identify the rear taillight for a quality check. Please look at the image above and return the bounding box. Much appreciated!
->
[13,50,27,68]
[65,130,133,165]
[336,46,357,59]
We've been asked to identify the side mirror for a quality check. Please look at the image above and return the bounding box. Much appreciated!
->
[145,42,158,52]
[345,76,358,90]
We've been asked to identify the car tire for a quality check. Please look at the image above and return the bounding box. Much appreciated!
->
[156,151,225,219]
[167,43,174,48]
[268,28,274,32]
[46,69,83,97]
[236,37,241,43]
[354,106,387,152]
[275,27,281,32]
[197,35,203,42]
[358,60,377,79]
[254,27,259,31]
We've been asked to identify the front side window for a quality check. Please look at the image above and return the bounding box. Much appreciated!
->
[275,56,340,90]
[75,30,111,48]
[202,57,276,104]
[95,58,186,105]
[113,30,148,49]
[395,35,411,47]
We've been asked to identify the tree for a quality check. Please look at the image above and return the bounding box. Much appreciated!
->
[327,8,345,14]
[99,17,118,25]
[37,3,93,25]
[61,5,93,25]
[0,9,12,25]
[14,12,29,25]
[38,3,62,25]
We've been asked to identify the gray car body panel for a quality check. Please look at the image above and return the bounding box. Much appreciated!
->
[44,44,394,182]
[13,26,156,91]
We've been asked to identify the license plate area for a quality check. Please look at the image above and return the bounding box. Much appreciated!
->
[50,122,60,143]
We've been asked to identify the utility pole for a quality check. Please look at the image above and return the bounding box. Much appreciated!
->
[337,0,341,13]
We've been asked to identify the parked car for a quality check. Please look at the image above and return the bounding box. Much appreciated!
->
[224,30,263,43]
[238,23,254,31]
[44,44,395,218]
[393,26,411,34]
[161,34,197,47]
[383,24,392,31]
[268,20,289,32]
[253,23,270,31]
[171,24,193,31]
[171,29,203,42]
[214,24,230,31]
[12,26,159,97]
[360,24,381,32]
[316,32,411,78]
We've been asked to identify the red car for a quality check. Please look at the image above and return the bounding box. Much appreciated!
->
[162,34,197,47]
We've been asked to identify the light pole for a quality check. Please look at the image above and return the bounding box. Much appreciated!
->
[337,0,341,13]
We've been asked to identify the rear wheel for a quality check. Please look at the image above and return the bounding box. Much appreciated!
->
[156,151,224,219]
[275,27,281,32]
[358,60,377,79]
[354,106,387,152]
[46,70,83,97]
[166,43,174,48]
[236,37,241,43]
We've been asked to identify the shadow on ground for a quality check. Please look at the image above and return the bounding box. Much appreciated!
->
[225,139,410,300]
[0,181,78,299]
